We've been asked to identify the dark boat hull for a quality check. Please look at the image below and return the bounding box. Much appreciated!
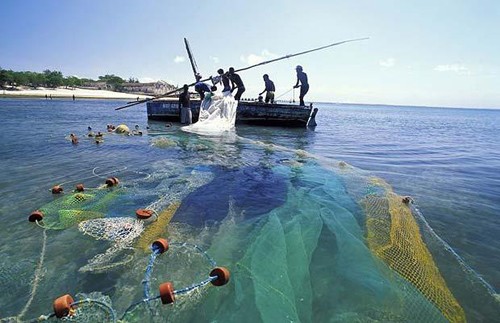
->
[147,99,314,127]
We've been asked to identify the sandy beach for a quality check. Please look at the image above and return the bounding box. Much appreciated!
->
[0,87,153,100]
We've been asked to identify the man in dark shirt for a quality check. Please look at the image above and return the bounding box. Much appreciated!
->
[259,74,275,104]
[293,65,309,106]
[228,67,245,101]
[194,74,211,100]
[178,84,192,124]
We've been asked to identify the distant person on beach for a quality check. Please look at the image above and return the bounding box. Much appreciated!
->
[45,94,48,99]
[293,65,309,106]
[178,84,192,125]
[194,74,211,100]
[228,67,245,100]
[72,94,75,101]
[259,74,275,104]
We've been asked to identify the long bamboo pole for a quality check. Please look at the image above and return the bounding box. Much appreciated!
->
[115,37,368,111]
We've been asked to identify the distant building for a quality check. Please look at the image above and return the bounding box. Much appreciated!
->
[121,81,176,95]
[80,80,175,94]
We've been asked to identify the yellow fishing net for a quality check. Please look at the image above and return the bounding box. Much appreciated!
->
[135,202,181,251]
[362,177,466,323]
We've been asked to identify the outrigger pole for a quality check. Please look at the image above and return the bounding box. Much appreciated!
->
[184,38,200,81]
[115,37,368,110]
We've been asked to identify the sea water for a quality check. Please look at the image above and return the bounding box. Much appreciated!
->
[0,98,498,321]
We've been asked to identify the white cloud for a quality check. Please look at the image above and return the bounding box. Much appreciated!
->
[240,49,279,66]
[434,64,469,73]
[174,56,186,63]
[210,56,220,63]
[379,58,395,68]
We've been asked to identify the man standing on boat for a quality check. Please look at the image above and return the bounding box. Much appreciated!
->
[214,69,231,93]
[194,74,211,100]
[293,65,309,106]
[228,67,245,101]
[178,84,192,124]
[259,74,275,104]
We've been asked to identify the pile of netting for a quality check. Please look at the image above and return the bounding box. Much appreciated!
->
[182,91,238,134]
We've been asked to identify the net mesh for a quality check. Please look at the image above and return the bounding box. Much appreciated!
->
[361,178,466,322]
[38,189,122,230]
[78,218,144,273]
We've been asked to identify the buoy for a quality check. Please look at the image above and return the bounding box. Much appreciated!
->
[53,294,75,318]
[52,185,63,194]
[75,184,85,192]
[136,209,153,219]
[105,177,119,187]
[152,238,169,254]
[210,267,231,286]
[29,210,44,222]
[159,282,175,304]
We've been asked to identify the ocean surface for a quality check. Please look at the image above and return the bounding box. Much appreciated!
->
[0,98,499,322]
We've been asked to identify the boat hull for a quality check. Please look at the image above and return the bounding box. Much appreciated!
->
[147,99,314,127]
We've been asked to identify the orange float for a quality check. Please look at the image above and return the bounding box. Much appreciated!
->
[52,185,63,194]
[105,177,119,187]
[75,184,85,192]
[210,267,231,286]
[152,238,169,254]
[136,209,154,219]
[159,282,175,304]
[53,294,75,318]
[28,210,44,222]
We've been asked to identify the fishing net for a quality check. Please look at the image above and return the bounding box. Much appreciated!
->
[36,188,123,230]
[78,218,144,273]
[361,178,466,322]
[169,163,458,322]
[182,92,238,135]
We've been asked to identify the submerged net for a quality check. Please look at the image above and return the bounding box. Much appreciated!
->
[78,218,144,273]
[182,92,238,134]
[36,188,123,230]
[361,178,466,322]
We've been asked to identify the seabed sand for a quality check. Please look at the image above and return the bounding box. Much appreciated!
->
[0,87,153,100]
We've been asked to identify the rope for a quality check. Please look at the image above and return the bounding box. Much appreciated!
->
[174,276,217,296]
[17,228,48,319]
[142,247,162,299]
[274,88,294,100]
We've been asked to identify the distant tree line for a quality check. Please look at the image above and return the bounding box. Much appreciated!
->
[0,67,139,91]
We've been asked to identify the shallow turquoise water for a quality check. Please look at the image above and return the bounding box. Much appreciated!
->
[0,98,498,321]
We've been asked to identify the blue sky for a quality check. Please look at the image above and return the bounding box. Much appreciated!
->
[1,0,499,108]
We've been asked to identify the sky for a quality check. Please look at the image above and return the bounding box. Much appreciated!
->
[1,0,499,108]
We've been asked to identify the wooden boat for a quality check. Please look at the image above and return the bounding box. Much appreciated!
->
[147,98,314,127]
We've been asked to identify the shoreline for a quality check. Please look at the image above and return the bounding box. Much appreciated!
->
[0,87,153,100]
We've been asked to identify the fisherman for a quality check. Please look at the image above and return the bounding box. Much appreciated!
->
[215,69,231,93]
[228,67,245,100]
[87,126,95,137]
[293,65,309,106]
[259,74,275,104]
[70,133,79,144]
[178,84,192,124]
[194,74,211,100]
[132,124,143,135]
